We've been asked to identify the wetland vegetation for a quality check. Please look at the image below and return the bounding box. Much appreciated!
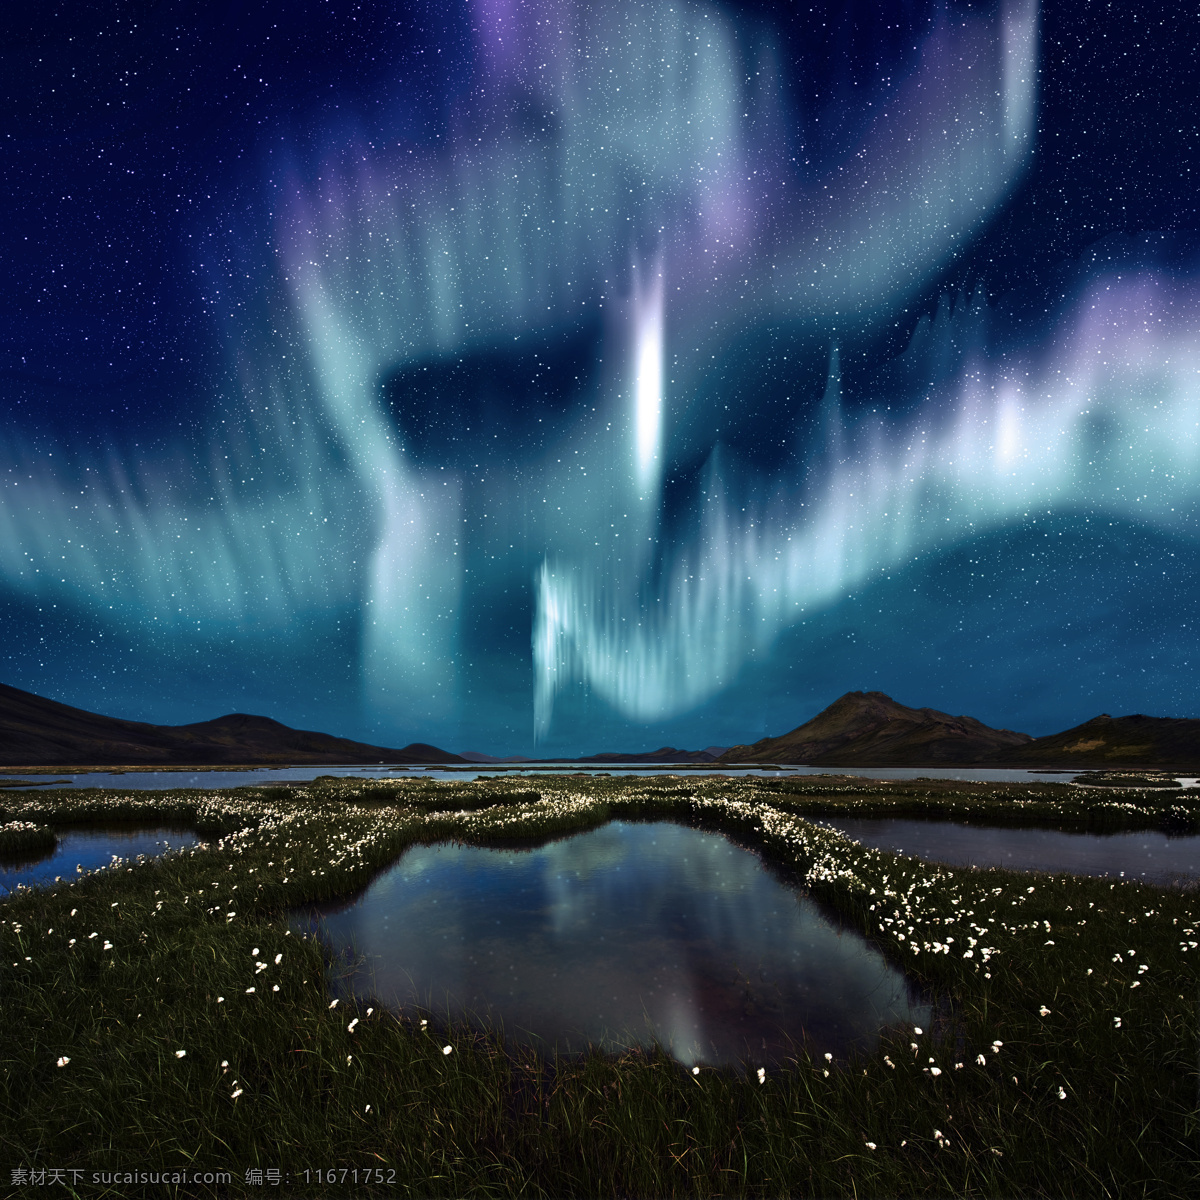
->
[1,774,1197,1197]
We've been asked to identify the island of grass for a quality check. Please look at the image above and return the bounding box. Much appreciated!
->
[1,774,1197,1198]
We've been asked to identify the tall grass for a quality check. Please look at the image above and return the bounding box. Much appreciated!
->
[0,774,1196,1197]
[0,820,56,861]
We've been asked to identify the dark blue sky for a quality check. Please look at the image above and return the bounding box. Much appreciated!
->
[2,1,1197,754]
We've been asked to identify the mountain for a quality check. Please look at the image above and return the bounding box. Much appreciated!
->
[578,746,723,764]
[0,682,464,767]
[457,751,536,763]
[992,713,1200,769]
[719,691,1033,766]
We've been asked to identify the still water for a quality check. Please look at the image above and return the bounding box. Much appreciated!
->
[821,818,1200,886]
[0,826,200,895]
[0,764,1137,789]
[298,821,928,1068]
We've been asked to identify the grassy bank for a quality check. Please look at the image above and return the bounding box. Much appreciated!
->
[0,820,57,861]
[1,775,1197,1197]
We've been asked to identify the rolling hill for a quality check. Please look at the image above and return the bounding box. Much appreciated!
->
[718,691,1034,766]
[0,682,464,767]
[992,712,1200,769]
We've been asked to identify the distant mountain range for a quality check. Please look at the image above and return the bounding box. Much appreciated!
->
[578,746,731,764]
[0,683,464,767]
[719,691,1200,769]
[2,682,1197,770]
[457,752,536,764]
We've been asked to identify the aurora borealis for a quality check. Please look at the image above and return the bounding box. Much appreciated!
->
[2,1,1197,755]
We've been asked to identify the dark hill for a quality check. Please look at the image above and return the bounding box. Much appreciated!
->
[994,713,1200,769]
[579,746,722,764]
[719,691,1033,766]
[0,682,463,766]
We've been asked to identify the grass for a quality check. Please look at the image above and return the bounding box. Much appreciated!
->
[0,820,57,861]
[0,774,1197,1197]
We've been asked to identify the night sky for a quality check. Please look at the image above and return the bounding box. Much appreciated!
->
[2,1,1197,756]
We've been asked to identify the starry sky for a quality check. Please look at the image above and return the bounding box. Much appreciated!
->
[2,1,1197,756]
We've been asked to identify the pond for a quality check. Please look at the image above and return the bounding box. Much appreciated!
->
[296,820,928,1069]
[820,818,1200,886]
[0,826,201,895]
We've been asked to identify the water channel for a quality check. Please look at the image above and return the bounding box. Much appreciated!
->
[820,818,1200,886]
[0,826,201,895]
[297,820,928,1069]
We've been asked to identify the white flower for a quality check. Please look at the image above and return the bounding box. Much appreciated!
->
[757,1067,766,1084]
[245,987,255,994]
[865,1142,876,1151]
[883,1056,895,1069]
[56,1057,70,1068]
[347,1019,359,1032]
[913,1026,923,1035]
[221,1060,229,1069]
[692,1066,700,1075]
[347,1055,353,1065]
[975,1054,986,1065]
[991,1040,1003,1051]
[175,1050,187,1059]
[1057,1087,1066,1100]
[366,1008,374,1017]
[420,1019,428,1027]
[329,999,339,1009]
[365,1105,371,1113]
[823,1068,830,1077]
[929,1067,942,1077]
[217,996,225,1003]
[442,1045,453,1056]
[251,948,260,956]
[272,985,280,992]
[1113,1016,1122,1028]
[230,1088,243,1100]
[1039,1006,1051,1016]
[102,941,113,951]
[275,953,283,965]
[824,1052,833,1062]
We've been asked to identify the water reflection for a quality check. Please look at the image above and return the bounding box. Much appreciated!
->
[0,826,200,895]
[298,821,928,1068]
[822,818,1200,886]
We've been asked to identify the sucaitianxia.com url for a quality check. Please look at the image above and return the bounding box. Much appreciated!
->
[10,1168,234,1187]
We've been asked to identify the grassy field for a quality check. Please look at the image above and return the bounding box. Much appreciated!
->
[1,774,1197,1197]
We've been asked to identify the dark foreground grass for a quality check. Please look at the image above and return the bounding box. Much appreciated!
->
[0,775,1197,1198]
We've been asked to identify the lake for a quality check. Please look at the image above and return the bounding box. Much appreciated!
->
[7,764,1186,790]
[0,826,200,895]
[296,820,929,1069]
[820,818,1200,886]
